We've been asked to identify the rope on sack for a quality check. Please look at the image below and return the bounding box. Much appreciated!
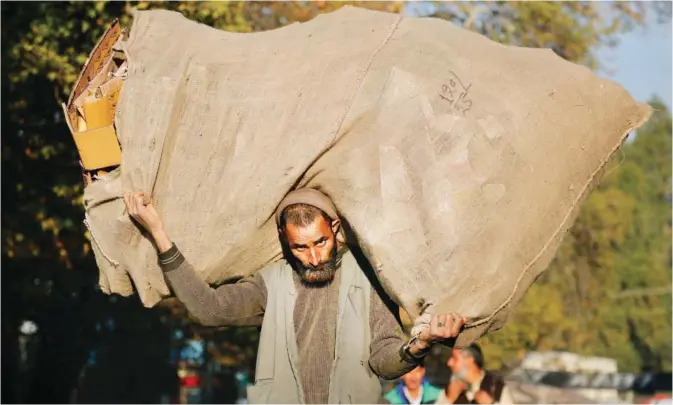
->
[412,128,644,332]
[84,213,120,267]
[465,136,634,329]
[410,303,435,339]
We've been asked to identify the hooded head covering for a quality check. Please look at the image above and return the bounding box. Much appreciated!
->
[274,188,339,226]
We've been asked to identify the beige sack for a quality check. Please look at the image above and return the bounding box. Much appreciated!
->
[80,7,651,346]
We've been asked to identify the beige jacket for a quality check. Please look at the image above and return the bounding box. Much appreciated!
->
[247,250,382,404]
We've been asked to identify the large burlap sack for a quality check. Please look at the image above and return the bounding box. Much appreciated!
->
[81,6,651,345]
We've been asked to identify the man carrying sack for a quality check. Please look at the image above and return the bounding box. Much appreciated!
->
[124,188,467,404]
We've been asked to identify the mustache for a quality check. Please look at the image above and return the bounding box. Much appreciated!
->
[304,261,331,271]
[291,242,340,284]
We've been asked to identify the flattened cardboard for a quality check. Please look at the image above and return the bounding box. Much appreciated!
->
[63,19,125,174]
[82,96,114,130]
[72,126,121,170]
[67,20,122,109]
[73,57,116,116]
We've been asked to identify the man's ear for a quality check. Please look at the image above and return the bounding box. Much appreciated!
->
[331,218,341,235]
[277,226,285,238]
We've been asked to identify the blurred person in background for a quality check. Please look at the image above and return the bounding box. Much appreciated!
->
[384,362,443,404]
[435,343,513,404]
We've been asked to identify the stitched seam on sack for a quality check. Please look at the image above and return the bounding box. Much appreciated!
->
[270,13,404,223]
[466,118,650,329]
[329,13,403,145]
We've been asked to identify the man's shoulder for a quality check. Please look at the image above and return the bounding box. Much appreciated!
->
[484,371,506,384]
[258,258,290,278]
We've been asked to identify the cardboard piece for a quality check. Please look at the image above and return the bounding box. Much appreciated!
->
[62,20,125,175]
[72,126,122,171]
[82,95,113,130]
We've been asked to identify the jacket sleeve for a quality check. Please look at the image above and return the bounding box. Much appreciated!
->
[367,288,418,380]
[159,243,267,327]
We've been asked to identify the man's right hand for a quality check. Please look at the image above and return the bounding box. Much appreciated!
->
[123,192,172,253]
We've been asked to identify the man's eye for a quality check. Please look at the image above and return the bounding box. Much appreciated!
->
[294,247,307,252]
[316,240,326,246]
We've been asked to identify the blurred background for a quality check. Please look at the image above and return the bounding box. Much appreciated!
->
[1,1,671,404]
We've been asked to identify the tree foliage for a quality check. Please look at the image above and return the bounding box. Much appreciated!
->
[1,2,670,402]
[420,1,671,69]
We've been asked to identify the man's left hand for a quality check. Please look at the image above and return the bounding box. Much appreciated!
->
[417,312,466,348]
[474,390,495,404]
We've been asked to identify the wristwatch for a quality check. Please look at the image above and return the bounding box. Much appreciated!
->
[399,334,431,363]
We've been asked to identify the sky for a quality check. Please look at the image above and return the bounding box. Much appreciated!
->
[404,3,673,110]
[597,16,672,110]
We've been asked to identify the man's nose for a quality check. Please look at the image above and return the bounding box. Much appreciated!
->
[309,248,320,266]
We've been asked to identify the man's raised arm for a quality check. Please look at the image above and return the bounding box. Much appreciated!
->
[124,192,267,327]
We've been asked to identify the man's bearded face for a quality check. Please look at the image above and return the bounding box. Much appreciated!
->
[282,215,339,284]
[448,349,471,381]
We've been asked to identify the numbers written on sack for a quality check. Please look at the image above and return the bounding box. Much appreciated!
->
[439,72,473,117]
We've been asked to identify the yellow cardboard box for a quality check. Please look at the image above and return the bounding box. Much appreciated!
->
[72,126,122,171]
[62,20,124,172]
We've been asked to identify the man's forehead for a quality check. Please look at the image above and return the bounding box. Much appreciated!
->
[284,218,331,239]
[456,348,474,361]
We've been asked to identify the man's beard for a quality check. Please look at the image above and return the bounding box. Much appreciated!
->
[292,243,339,284]
[453,365,470,382]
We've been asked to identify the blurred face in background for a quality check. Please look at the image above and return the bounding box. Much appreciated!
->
[401,366,426,391]
[448,348,471,380]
